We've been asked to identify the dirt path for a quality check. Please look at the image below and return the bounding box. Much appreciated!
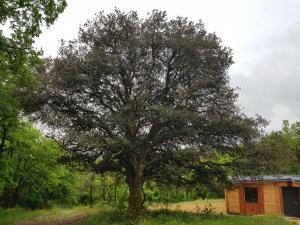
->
[287,218,300,225]
[10,213,86,225]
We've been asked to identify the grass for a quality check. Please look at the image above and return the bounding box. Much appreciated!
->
[77,199,296,224]
[0,207,42,225]
[0,206,95,225]
[0,200,297,225]
[152,198,225,213]
[76,209,296,225]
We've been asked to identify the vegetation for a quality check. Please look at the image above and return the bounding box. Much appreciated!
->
[76,210,295,225]
[0,207,43,225]
[0,122,77,209]
[253,120,300,174]
[31,9,279,217]
[0,201,295,225]
[0,206,94,225]
[0,0,67,158]
[0,1,300,224]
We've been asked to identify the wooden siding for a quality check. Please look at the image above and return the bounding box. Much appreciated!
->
[226,181,300,216]
[263,183,281,214]
[226,187,240,214]
[239,184,264,215]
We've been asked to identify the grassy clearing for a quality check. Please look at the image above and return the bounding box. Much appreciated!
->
[0,206,96,225]
[151,198,225,213]
[76,209,296,225]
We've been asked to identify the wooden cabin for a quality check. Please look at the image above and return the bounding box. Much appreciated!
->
[225,175,300,217]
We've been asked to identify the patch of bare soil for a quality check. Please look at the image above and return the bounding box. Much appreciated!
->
[10,214,86,225]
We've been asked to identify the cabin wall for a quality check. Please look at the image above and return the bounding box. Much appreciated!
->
[262,183,281,214]
[226,183,284,216]
[226,181,300,216]
[239,184,264,215]
[226,187,240,214]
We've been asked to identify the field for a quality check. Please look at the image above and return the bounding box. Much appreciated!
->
[0,199,297,225]
[153,199,226,213]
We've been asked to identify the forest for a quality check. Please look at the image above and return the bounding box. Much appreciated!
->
[0,1,299,225]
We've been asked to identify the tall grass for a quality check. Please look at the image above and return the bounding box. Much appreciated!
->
[76,209,296,225]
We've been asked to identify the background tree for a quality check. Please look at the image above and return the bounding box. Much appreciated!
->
[252,131,294,174]
[0,0,67,157]
[35,9,269,217]
[1,0,67,54]
[275,120,300,173]
[0,122,76,209]
[247,120,300,175]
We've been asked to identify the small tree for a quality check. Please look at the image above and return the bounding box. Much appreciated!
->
[35,9,267,216]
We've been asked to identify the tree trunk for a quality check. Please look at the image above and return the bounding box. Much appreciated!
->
[114,180,117,205]
[2,188,11,208]
[127,165,144,218]
[0,126,8,159]
[89,173,95,208]
[89,183,93,208]
[11,176,23,208]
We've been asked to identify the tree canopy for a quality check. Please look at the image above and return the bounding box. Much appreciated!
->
[0,0,67,157]
[35,9,269,216]
[1,0,67,53]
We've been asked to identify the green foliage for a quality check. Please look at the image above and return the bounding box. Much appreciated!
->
[144,182,200,204]
[254,119,300,174]
[0,121,77,209]
[281,120,300,173]
[0,0,67,158]
[253,131,294,174]
[0,0,67,53]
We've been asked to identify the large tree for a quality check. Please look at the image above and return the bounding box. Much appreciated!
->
[35,9,267,216]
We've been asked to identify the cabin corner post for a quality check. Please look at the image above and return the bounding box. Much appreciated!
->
[225,189,229,214]
[258,184,265,214]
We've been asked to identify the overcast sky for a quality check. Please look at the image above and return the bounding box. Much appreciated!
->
[34,0,300,132]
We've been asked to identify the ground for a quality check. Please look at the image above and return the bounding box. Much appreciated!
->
[11,214,85,225]
[0,200,297,225]
[0,207,96,225]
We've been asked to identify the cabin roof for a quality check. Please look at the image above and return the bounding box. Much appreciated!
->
[231,175,300,183]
